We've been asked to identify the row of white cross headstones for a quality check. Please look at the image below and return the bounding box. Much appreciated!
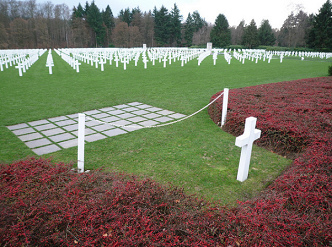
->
[1,47,331,76]
[59,47,206,72]
[0,49,46,76]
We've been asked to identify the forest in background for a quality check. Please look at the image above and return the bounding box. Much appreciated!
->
[0,0,331,50]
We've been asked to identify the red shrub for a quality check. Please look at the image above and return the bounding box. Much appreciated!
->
[208,77,332,245]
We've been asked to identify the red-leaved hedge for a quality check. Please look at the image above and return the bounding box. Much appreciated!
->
[208,76,332,245]
[1,77,331,246]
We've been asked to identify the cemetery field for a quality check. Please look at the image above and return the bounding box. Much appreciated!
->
[0,50,330,205]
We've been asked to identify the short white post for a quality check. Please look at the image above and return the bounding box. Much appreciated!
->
[77,113,85,173]
[235,117,261,182]
[221,88,229,126]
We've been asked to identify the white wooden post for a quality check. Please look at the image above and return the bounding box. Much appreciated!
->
[221,88,229,126]
[77,113,85,173]
[235,117,261,182]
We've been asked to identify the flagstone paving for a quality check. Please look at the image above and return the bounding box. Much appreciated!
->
[7,102,186,156]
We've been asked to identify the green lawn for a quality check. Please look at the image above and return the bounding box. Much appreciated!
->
[0,50,330,205]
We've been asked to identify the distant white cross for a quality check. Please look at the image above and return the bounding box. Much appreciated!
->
[142,56,148,69]
[114,56,119,67]
[163,56,168,68]
[100,59,106,71]
[75,60,81,73]
[235,117,261,182]
[46,62,54,74]
[15,63,24,76]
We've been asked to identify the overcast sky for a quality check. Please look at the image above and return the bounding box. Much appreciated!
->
[41,0,327,29]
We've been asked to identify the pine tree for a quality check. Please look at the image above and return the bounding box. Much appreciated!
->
[308,0,332,50]
[184,13,194,47]
[210,14,231,48]
[258,20,275,46]
[192,11,207,32]
[119,8,131,26]
[102,5,114,46]
[86,1,105,47]
[153,5,171,46]
[170,3,182,46]
[242,19,259,48]
[73,3,84,18]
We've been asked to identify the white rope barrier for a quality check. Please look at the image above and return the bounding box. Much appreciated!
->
[86,92,225,129]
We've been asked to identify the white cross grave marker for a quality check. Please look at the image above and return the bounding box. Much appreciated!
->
[75,60,81,73]
[15,63,24,76]
[163,56,168,68]
[100,59,106,71]
[114,56,119,67]
[235,117,261,182]
[142,56,148,69]
[46,62,53,74]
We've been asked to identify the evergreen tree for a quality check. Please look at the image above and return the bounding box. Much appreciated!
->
[153,5,171,46]
[210,14,231,48]
[73,3,84,18]
[308,0,332,50]
[242,19,259,48]
[102,5,114,46]
[258,19,275,46]
[119,8,131,26]
[84,1,89,17]
[192,11,206,32]
[184,13,194,46]
[130,7,141,24]
[170,3,182,46]
[102,5,114,30]
[86,1,105,46]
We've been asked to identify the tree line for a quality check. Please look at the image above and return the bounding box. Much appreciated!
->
[0,0,331,50]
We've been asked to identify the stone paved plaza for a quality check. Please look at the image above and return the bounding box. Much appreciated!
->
[7,102,186,155]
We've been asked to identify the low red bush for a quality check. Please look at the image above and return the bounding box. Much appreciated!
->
[208,76,332,245]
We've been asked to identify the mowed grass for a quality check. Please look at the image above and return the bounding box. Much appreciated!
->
[0,50,330,205]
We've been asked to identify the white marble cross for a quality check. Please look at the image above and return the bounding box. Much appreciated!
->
[142,56,148,69]
[213,52,218,65]
[46,62,53,74]
[100,59,106,71]
[75,60,81,73]
[114,56,119,67]
[163,56,168,68]
[235,117,261,182]
[15,63,24,76]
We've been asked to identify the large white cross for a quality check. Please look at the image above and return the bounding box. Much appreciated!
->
[235,117,261,182]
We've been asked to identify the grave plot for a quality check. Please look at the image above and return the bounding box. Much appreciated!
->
[7,102,186,156]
